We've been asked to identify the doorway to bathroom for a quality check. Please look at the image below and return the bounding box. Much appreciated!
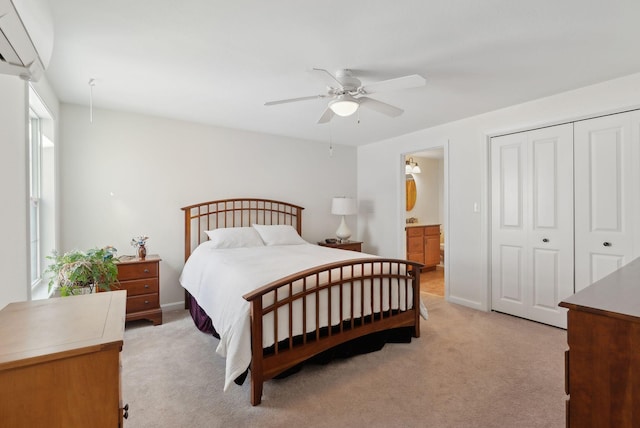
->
[404,147,447,297]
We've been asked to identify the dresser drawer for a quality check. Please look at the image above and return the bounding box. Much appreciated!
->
[126,294,159,314]
[117,262,158,280]
[114,278,159,297]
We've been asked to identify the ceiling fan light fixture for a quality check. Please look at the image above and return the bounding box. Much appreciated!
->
[329,94,359,117]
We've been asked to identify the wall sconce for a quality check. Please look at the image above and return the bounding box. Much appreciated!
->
[331,197,357,242]
[405,157,421,174]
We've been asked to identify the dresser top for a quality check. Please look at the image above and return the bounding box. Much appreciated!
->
[560,257,640,323]
[0,291,126,370]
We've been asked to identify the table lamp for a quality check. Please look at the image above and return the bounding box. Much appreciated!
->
[331,197,357,242]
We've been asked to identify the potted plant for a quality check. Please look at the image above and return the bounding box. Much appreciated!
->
[46,247,119,296]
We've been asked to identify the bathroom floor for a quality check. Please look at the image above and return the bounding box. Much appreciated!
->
[420,265,444,297]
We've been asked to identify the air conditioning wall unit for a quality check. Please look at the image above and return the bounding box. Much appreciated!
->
[0,0,53,81]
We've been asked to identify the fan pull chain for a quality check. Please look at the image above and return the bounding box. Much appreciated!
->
[328,124,334,157]
[88,78,96,123]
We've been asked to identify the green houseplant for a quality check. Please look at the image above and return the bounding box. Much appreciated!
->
[47,247,119,296]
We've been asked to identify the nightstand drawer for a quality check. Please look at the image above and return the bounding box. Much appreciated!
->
[126,294,159,314]
[318,241,362,252]
[338,242,362,252]
[117,262,158,280]
[114,278,159,297]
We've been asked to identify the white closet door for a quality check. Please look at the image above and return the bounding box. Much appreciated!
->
[491,132,528,320]
[574,111,640,292]
[491,124,574,328]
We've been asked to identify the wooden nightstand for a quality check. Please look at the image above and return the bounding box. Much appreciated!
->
[114,254,163,325]
[318,240,362,252]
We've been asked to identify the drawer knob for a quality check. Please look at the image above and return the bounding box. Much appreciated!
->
[603,242,612,247]
[143,268,150,273]
[144,284,149,288]
[144,300,149,304]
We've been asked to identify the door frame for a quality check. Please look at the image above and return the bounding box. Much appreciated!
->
[400,141,450,299]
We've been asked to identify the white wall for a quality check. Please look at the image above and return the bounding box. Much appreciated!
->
[0,75,28,309]
[0,75,59,308]
[59,104,357,309]
[358,72,640,311]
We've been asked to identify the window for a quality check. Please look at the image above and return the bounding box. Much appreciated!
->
[29,111,42,288]
[28,87,55,300]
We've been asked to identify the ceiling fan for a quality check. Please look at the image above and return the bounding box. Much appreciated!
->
[264,69,426,124]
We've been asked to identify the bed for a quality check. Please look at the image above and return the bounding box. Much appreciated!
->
[179,198,426,405]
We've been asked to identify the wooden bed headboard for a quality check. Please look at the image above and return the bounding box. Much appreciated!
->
[180,198,304,261]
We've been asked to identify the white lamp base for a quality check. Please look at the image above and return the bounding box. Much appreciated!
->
[335,215,352,242]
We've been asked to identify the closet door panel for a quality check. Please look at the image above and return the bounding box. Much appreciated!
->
[491,133,529,318]
[590,254,624,284]
[497,244,525,304]
[500,144,524,228]
[491,124,573,328]
[575,112,637,292]
[532,138,559,229]
[528,125,574,327]
[532,248,559,310]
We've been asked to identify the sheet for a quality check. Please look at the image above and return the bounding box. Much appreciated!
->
[179,242,428,391]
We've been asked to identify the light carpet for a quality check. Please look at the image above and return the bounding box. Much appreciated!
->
[121,293,566,428]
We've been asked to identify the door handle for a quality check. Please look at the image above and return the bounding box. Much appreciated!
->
[603,242,612,247]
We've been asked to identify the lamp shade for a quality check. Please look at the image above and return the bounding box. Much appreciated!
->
[329,95,359,117]
[331,197,357,216]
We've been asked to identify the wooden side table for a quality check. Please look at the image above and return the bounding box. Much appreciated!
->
[318,240,362,252]
[114,254,163,325]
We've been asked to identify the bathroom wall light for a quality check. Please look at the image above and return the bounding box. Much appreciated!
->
[405,157,421,174]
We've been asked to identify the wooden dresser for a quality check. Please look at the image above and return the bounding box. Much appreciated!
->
[318,240,362,252]
[115,254,162,325]
[559,258,640,427]
[406,224,440,270]
[0,291,127,427]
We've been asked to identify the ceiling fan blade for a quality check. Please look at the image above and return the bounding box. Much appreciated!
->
[358,97,404,117]
[317,106,335,124]
[360,74,426,94]
[264,94,327,106]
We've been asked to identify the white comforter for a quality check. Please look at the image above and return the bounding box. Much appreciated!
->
[179,242,428,391]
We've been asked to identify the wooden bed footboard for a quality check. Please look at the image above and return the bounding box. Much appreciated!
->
[242,258,423,406]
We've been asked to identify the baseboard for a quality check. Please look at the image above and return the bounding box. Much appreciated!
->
[447,295,486,311]
[161,301,185,313]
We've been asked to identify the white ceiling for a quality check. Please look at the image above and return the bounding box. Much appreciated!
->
[45,0,640,146]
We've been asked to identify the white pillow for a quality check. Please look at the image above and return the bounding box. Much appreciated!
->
[252,224,307,246]
[204,227,265,249]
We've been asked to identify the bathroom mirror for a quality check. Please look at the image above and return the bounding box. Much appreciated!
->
[406,175,416,211]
